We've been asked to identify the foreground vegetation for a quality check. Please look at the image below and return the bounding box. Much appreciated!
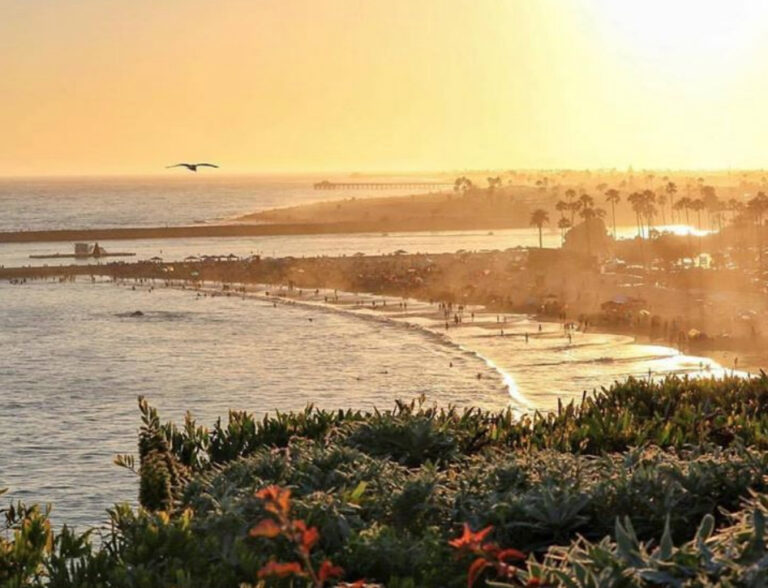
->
[4,375,768,586]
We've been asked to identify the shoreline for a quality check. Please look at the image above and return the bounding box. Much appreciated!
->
[138,278,747,411]
[10,267,740,413]
[2,252,764,382]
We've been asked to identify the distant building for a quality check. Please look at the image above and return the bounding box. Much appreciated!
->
[74,243,93,258]
[74,242,107,258]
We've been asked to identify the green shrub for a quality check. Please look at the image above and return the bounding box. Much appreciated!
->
[5,375,768,586]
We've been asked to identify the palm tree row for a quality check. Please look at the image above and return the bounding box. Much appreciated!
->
[626,190,658,238]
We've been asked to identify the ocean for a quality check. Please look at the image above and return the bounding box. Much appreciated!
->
[0,175,729,529]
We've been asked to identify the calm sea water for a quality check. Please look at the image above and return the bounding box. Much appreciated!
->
[0,174,436,231]
[0,279,505,529]
[0,176,729,529]
[0,174,694,266]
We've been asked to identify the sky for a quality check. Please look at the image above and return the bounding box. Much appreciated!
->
[2,0,768,176]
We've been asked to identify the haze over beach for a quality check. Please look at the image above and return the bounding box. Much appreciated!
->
[4,2,768,587]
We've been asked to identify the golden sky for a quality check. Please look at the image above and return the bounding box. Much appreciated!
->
[2,0,768,175]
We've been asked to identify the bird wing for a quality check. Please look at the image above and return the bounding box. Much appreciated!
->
[166,163,190,169]
[195,163,219,168]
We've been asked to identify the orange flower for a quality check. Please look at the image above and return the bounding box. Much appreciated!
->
[301,525,319,553]
[256,485,291,516]
[257,560,305,579]
[449,523,494,552]
[249,518,282,538]
[317,559,344,582]
[291,520,319,553]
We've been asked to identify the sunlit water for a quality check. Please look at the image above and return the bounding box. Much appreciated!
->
[0,177,729,530]
[0,279,504,529]
[0,174,441,231]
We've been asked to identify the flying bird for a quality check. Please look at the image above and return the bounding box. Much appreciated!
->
[166,163,219,172]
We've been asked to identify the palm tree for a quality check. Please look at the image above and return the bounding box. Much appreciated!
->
[665,182,678,223]
[690,198,705,231]
[643,200,658,237]
[557,217,571,245]
[657,193,667,225]
[564,189,577,224]
[690,198,706,263]
[641,190,656,236]
[577,193,594,219]
[627,191,645,238]
[748,192,768,270]
[530,209,550,249]
[486,176,502,195]
[727,198,743,223]
[605,189,620,239]
[674,197,693,229]
[579,204,605,257]
[453,176,473,195]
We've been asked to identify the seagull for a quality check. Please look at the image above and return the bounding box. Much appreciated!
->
[166,163,219,172]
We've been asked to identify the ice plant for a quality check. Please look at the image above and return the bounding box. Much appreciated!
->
[251,485,346,587]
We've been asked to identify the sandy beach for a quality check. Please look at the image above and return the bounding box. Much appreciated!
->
[3,250,750,414]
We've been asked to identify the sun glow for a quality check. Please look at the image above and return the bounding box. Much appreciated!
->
[591,0,768,74]
[3,0,768,173]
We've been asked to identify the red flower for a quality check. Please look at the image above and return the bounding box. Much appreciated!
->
[449,523,494,552]
[249,518,282,538]
[301,525,319,552]
[526,578,542,587]
[290,520,320,553]
[256,485,291,516]
[257,560,305,579]
[318,559,344,582]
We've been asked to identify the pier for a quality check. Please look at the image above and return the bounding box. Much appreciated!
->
[313,180,452,190]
